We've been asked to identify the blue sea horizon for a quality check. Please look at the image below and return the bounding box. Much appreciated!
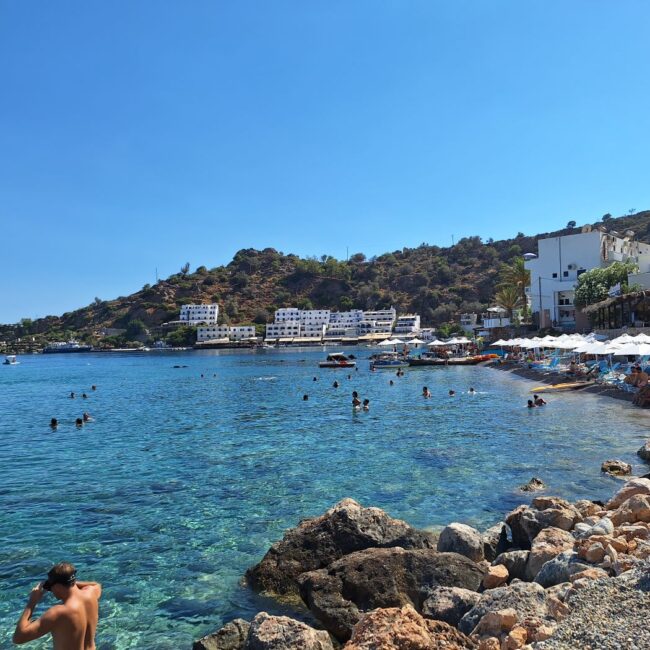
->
[1,348,647,648]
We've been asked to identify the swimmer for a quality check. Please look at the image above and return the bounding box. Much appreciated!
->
[82,412,92,422]
[303,394,309,401]
[389,380,394,386]
[362,399,370,411]
[347,374,352,380]
[313,377,318,382]
[422,386,432,398]
[448,390,455,396]
[70,392,75,399]
[91,385,97,391]
[527,399,536,408]
[75,418,83,427]
[469,387,476,394]
[534,394,547,406]
[50,418,58,430]
[352,392,361,408]
[200,374,204,378]
[333,381,339,388]
[82,393,88,399]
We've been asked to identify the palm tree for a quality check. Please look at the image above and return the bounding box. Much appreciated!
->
[494,286,522,319]
[499,257,530,319]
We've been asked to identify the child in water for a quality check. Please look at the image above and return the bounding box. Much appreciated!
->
[362,399,370,411]
[422,386,431,398]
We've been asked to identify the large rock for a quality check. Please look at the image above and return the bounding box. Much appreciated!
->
[638,441,650,461]
[437,523,484,562]
[610,494,650,526]
[525,527,575,580]
[505,499,582,549]
[492,550,530,582]
[605,477,650,510]
[481,524,510,562]
[297,547,485,640]
[519,477,546,492]
[247,612,333,650]
[458,581,550,635]
[601,459,632,476]
[246,499,435,596]
[344,604,477,649]
[533,551,592,588]
[193,619,250,650]
[421,586,481,626]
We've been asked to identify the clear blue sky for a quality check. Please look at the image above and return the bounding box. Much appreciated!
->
[2,1,649,324]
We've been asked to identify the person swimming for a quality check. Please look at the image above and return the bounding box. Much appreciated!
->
[82,393,88,399]
[313,377,318,382]
[82,412,92,422]
[469,387,476,394]
[333,381,339,388]
[352,391,361,408]
[303,394,309,401]
[389,380,394,386]
[50,418,58,430]
[534,394,547,406]
[527,399,536,408]
[422,386,432,398]
[91,385,97,391]
[362,399,370,411]
[448,390,455,396]
[70,392,75,399]
[75,417,83,426]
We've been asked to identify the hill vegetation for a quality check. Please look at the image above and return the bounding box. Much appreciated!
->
[2,210,649,349]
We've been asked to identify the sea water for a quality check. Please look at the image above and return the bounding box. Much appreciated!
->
[1,349,648,648]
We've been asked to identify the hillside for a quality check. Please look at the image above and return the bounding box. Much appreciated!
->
[3,210,650,348]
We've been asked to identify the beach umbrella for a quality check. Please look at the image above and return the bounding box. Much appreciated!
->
[492,339,508,345]
[377,339,394,346]
[608,342,650,356]
[389,338,405,345]
[634,333,650,343]
[427,339,449,346]
[408,337,425,345]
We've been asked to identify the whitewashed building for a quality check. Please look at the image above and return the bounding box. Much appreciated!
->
[179,304,219,325]
[394,314,421,334]
[265,322,301,339]
[197,325,256,342]
[525,227,650,330]
[459,313,478,334]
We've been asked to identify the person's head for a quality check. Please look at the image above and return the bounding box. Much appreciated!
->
[313,377,317,381]
[469,387,475,392]
[423,386,428,392]
[389,380,394,385]
[82,393,87,399]
[91,385,96,390]
[533,394,539,400]
[333,381,338,388]
[449,390,455,396]
[303,394,309,401]
[43,562,77,599]
[352,391,358,398]
[75,418,83,426]
[83,412,90,421]
[527,399,534,407]
[363,399,369,406]
[50,418,58,428]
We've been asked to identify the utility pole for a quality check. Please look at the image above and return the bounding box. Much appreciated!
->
[451,234,455,246]
[346,246,349,261]
[155,267,158,283]
[538,276,543,328]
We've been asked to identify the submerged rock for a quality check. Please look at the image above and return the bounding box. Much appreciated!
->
[520,477,546,492]
[193,619,250,650]
[601,459,632,476]
[344,604,477,649]
[297,547,485,640]
[246,498,435,596]
[437,523,485,562]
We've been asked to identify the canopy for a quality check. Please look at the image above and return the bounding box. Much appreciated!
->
[377,339,394,346]
[428,339,449,346]
[607,342,650,356]
[408,338,425,345]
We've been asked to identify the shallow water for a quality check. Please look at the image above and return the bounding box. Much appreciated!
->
[1,349,648,648]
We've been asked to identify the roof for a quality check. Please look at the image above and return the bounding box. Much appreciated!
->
[582,289,650,314]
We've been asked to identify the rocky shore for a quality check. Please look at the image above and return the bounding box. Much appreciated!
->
[193,476,650,650]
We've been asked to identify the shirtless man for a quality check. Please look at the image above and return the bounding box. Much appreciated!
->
[13,562,101,649]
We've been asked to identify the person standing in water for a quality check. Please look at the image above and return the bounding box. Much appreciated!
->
[422,386,431,398]
[12,562,101,648]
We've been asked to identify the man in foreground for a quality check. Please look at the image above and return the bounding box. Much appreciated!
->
[13,562,101,649]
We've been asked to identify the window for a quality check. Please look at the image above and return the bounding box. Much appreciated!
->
[552,273,558,278]
[563,271,569,277]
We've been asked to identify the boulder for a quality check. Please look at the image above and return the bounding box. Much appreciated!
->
[574,517,614,539]
[570,567,609,582]
[573,500,601,518]
[193,619,250,650]
[344,604,477,649]
[534,551,592,588]
[601,459,632,476]
[605,477,650,510]
[505,500,582,549]
[502,625,527,650]
[458,581,549,635]
[246,499,435,596]
[421,586,481,627]
[492,550,530,582]
[638,441,650,461]
[481,524,510,562]
[472,607,518,636]
[482,564,509,589]
[247,613,333,650]
[437,523,484,562]
[525,527,575,580]
[297,547,485,640]
[610,494,650,526]
[519,477,546,492]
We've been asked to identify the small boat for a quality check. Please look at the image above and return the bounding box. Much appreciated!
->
[408,353,498,367]
[43,340,93,353]
[530,381,596,393]
[3,355,19,365]
[319,353,357,368]
[370,352,410,370]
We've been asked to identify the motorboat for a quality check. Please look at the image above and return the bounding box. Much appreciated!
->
[408,353,498,367]
[369,352,409,370]
[319,353,357,368]
[3,355,19,365]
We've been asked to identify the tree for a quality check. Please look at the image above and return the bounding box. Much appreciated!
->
[125,319,147,339]
[566,220,576,229]
[494,286,522,319]
[94,297,102,306]
[180,262,190,275]
[602,214,612,222]
[574,261,638,308]
[165,325,196,346]
[350,253,366,264]
[499,257,530,317]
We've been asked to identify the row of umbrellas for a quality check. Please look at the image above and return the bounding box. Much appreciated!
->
[377,336,472,347]
[494,333,650,356]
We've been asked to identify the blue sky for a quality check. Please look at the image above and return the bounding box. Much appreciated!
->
[2,1,649,323]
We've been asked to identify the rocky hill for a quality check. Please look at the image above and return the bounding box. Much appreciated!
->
[2,210,649,348]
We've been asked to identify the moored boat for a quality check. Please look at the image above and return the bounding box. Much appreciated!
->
[43,340,93,354]
[408,353,498,366]
[369,352,409,370]
[319,353,356,368]
[3,355,19,365]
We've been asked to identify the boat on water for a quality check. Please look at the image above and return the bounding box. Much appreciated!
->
[369,352,409,370]
[408,353,498,367]
[43,340,93,354]
[530,381,596,393]
[3,355,19,365]
[319,353,357,368]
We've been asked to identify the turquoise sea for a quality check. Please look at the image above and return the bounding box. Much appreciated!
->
[1,348,649,648]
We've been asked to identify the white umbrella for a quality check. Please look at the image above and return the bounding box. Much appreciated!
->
[428,339,449,346]
[635,333,650,343]
[492,339,508,346]
[608,342,650,356]
[377,339,394,346]
[408,338,425,345]
[389,338,405,345]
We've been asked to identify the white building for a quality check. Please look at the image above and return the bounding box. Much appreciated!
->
[394,314,421,334]
[265,322,301,339]
[525,228,650,330]
[179,304,219,325]
[363,308,397,324]
[197,325,256,342]
[459,313,478,334]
